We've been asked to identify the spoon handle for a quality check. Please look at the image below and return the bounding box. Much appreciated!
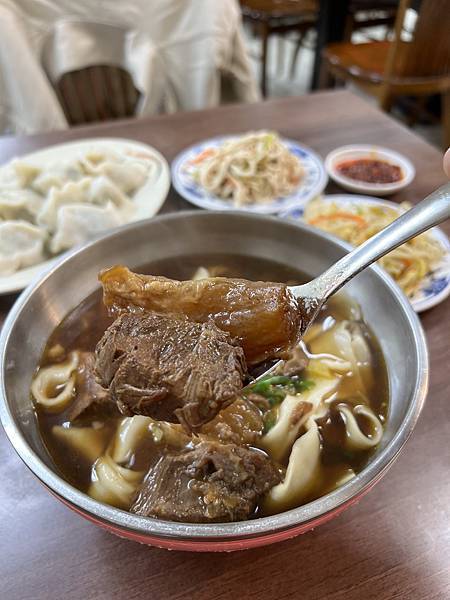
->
[293,182,450,303]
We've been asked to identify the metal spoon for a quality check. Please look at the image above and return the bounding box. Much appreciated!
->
[255,182,450,379]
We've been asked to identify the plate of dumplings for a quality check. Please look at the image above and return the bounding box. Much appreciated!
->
[0,138,170,294]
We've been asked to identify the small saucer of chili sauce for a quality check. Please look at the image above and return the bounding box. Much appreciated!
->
[325,145,415,196]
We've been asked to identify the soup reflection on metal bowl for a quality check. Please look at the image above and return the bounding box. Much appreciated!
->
[0,211,428,552]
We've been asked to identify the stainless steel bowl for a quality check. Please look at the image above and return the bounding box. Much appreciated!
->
[0,211,428,551]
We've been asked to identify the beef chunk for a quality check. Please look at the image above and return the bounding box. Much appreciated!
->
[282,344,309,377]
[99,265,302,364]
[68,352,111,421]
[130,441,281,522]
[94,313,246,431]
[199,397,263,446]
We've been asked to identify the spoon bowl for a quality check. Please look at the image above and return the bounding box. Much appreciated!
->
[252,183,450,381]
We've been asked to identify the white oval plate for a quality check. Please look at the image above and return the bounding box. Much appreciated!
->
[325,144,415,196]
[171,135,328,214]
[282,194,450,313]
[0,138,170,295]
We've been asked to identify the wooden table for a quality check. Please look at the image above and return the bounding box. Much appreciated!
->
[1,91,449,600]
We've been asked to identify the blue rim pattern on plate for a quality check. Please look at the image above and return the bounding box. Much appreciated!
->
[171,136,328,214]
[282,194,450,313]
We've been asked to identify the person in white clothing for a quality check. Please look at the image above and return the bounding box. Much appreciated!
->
[0,0,259,134]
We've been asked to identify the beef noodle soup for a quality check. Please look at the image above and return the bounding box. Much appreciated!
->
[33,255,388,522]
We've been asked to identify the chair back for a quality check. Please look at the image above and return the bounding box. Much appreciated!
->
[56,65,140,126]
[240,0,317,19]
[402,0,450,77]
[387,0,450,80]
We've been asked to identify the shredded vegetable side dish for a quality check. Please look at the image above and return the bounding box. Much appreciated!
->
[188,131,304,206]
[304,198,445,297]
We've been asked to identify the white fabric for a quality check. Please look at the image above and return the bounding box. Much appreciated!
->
[0,0,259,134]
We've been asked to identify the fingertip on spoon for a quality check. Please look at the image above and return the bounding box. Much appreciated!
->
[444,148,450,178]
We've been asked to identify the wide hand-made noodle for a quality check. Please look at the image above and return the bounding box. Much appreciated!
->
[32,259,387,523]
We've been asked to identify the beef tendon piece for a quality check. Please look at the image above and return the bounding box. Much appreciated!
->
[199,397,264,446]
[99,265,302,364]
[94,313,246,431]
[130,441,281,522]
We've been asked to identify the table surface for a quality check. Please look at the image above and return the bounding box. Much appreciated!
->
[1,91,449,600]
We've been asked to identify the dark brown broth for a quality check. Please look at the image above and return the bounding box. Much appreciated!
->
[36,254,389,515]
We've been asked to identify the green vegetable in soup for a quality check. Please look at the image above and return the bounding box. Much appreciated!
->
[245,374,315,408]
[263,411,277,434]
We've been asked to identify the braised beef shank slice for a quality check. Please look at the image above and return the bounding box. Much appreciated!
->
[130,441,281,522]
[94,313,246,431]
[68,352,112,421]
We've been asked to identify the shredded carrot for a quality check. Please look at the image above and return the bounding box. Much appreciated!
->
[309,212,367,227]
[189,148,215,165]
[401,258,412,268]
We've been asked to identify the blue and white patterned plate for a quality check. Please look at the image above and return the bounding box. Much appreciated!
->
[171,135,328,214]
[282,194,450,313]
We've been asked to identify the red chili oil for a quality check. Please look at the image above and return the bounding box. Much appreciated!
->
[337,158,402,184]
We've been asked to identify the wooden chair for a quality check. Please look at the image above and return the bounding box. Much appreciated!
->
[240,0,318,96]
[345,0,399,41]
[321,0,450,147]
[55,65,140,126]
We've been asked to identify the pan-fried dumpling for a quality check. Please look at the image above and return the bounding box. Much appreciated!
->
[49,202,124,253]
[0,220,46,275]
[0,189,45,221]
[31,159,84,195]
[37,178,92,230]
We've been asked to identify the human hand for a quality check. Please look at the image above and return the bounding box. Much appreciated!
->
[444,148,450,178]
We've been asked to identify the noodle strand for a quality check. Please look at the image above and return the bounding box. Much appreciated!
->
[189,131,304,207]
